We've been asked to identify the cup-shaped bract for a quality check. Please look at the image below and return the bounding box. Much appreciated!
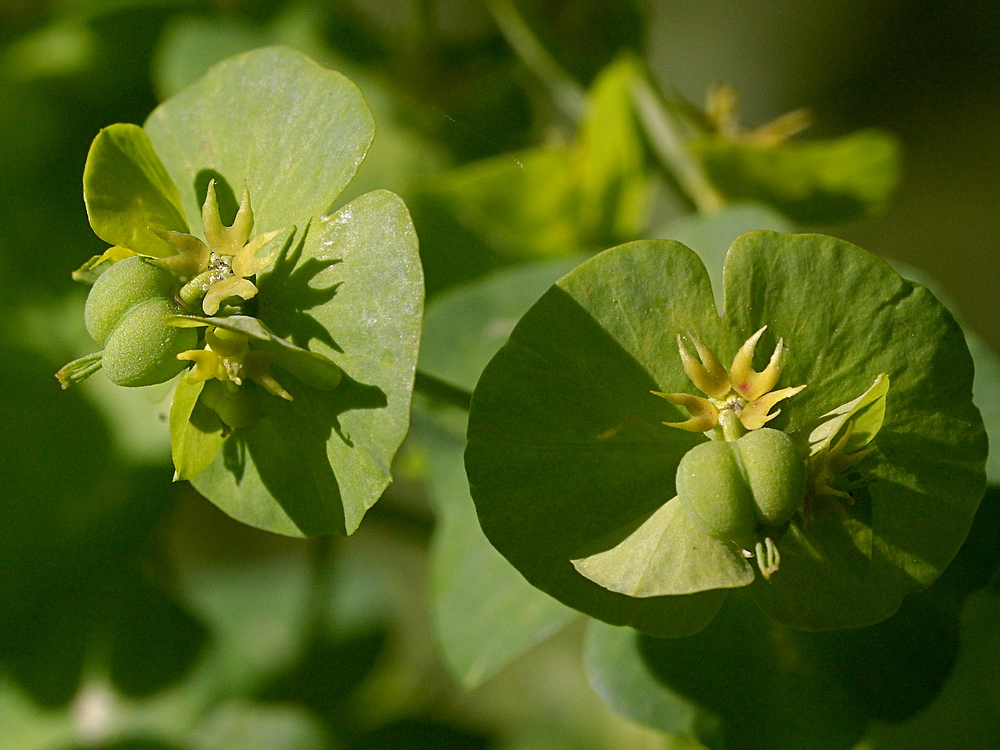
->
[465,232,987,636]
[64,47,423,539]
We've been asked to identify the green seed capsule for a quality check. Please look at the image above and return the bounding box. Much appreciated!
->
[677,440,757,545]
[737,427,806,526]
[676,428,805,546]
[100,297,198,387]
[84,256,178,345]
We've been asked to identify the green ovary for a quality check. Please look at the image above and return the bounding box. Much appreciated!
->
[677,428,805,548]
[84,255,179,344]
[101,297,198,386]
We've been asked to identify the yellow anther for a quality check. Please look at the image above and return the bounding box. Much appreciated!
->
[730,326,784,400]
[654,391,720,433]
[677,334,731,399]
[739,384,807,430]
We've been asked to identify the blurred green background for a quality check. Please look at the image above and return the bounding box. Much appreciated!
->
[0,1,997,749]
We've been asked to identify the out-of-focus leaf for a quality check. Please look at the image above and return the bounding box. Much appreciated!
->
[428,55,650,260]
[583,620,703,737]
[191,700,333,750]
[421,422,577,688]
[690,129,901,224]
[165,497,315,694]
[418,259,585,687]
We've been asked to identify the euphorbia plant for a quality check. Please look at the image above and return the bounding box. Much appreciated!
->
[57,47,423,538]
[464,231,987,636]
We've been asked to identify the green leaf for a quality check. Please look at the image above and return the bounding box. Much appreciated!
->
[190,190,422,537]
[800,373,889,457]
[421,420,578,688]
[573,54,649,243]
[166,500,316,694]
[726,232,987,629]
[583,619,703,737]
[690,129,901,224]
[655,202,793,313]
[418,256,588,392]
[427,55,650,260]
[465,240,739,636]
[170,377,226,481]
[83,122,189,257]
[144,46,375,235]
[465,232,986,634]
[192,700,332,750]
[639,592,869,750]
[430,147,583,260]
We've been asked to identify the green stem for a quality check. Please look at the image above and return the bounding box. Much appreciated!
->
[718,405,745,442]
[414,370,472,411]
[631,76,725,214]
[487,0,587,123]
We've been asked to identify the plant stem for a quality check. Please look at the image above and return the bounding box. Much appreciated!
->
[488,0,587,123]
[631,76,725,214]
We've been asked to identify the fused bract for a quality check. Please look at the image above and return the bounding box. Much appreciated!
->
[56,47,423,538]
[465,232,987,636]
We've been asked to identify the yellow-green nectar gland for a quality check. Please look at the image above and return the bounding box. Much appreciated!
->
[653,326,806,441]
[154,180,281,316]
[178,326,292,401]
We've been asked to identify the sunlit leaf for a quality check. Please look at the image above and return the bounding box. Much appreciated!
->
[83,123,189,257]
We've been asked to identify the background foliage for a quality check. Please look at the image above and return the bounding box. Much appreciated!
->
[1,1,997,749]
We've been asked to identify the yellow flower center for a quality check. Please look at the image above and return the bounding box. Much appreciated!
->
[654,326,806,440]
